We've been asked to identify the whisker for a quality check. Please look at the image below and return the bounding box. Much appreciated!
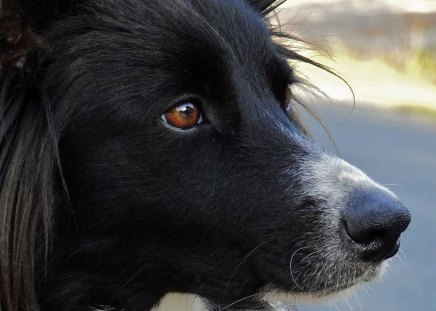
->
[382,183,404,190]
[398,248,409,265]
[289,246,310,291]
[352,291,361,310]
[362,285,375,300]
[224,240,272,292]
[219,291,264,311]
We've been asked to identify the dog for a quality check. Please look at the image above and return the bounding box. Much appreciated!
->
[0,0,411,310]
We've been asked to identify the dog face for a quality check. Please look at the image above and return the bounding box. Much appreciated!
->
[4,0,410,310]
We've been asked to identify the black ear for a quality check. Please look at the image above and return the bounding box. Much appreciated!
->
[17,0,82,29]
[249,0,286,15]
[0,51,57,311]
[0,0,81,66]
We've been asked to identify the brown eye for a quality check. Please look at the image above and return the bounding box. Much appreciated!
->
[283,87,292,115]
[162,102,203,130]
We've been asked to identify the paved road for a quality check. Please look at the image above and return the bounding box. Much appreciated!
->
[297,103,436,311]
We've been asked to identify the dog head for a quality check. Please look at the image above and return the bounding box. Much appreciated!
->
[0,0,410,310]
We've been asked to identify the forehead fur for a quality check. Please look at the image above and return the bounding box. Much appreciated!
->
[39,0,284,118]
[46,0,273,64]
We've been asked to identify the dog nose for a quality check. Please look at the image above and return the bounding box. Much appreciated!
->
[343,188,411,262]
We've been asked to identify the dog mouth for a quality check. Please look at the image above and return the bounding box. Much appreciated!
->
[233,228,388,311]
[257,260,385,309]
[241,200,395,309]
[211,263,384,311]
[281,250,383,290]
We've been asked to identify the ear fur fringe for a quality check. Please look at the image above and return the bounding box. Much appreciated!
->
[249,0,287,15]
[0,53,55,311]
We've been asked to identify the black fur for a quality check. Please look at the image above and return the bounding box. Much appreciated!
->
[0,1,410,310]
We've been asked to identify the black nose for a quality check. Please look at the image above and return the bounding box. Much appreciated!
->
[343,188,411,262]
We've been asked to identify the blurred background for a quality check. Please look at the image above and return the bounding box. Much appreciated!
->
[277,1,436,310]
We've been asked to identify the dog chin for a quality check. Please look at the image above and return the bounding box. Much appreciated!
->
[261,261,388,307]
[151,263,387,311]
[261,285,361,308]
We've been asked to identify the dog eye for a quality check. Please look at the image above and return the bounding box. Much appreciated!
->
[161,102,204,130]
[282,87,292,115]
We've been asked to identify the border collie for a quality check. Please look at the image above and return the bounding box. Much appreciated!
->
[0,0,411,310]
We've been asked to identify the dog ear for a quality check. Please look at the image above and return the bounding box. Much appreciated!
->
[0,0,82,66]
[16,0,82,29]
[0,51,58,311]
[249,0,287,15]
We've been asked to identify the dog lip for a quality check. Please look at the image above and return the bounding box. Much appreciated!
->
[377,238,401,261]
[361,238,400,262]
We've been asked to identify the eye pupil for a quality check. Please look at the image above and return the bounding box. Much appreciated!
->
[179,104,194,116]
[162,102,203,129]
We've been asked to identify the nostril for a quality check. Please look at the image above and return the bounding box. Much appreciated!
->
[362,236,401,262]
[344,218,403,262]
[343,219,385,245]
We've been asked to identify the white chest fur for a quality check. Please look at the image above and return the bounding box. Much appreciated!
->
[151,294,208,311]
